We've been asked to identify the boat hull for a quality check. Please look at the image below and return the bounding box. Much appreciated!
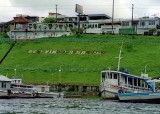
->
[100,90,117,99]
[118,92,160,103]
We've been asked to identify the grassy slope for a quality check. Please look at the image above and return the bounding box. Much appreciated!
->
[0,42,13,60]
[0,34,160,85]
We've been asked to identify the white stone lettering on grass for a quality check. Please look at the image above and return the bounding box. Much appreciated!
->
[28,50,106,55]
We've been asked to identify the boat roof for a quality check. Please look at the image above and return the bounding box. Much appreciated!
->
[101,70,154,89]
[147,79,160,83]
[0,75,12,82]
[101,70,151,80]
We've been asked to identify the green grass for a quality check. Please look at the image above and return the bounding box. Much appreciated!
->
[0,34,160,85]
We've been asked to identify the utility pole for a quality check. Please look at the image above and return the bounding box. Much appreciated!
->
[56,4,57,22]
[112,0,115,35]
[132,4,134,34]
[78,13,80,34]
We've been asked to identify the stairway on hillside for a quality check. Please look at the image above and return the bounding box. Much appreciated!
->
[0,42,16,64]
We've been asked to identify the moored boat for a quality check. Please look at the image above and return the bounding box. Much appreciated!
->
[99,42,154,99]
[118,92,160,103]
[118,79,160,103]
[0,75,64,98]
[99,70,154,99]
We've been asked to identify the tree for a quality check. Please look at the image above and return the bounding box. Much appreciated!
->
[149,28,157,33]
[42,17,56,23]
[149,28,157,35]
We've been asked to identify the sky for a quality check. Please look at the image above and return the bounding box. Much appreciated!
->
[0,0,160,22]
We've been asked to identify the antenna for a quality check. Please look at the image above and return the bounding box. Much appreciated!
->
[116,41,123,71]
[144,64,148,74]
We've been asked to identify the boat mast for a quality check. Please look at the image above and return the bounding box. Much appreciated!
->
[117,41,123,71]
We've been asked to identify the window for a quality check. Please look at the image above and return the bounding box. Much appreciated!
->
[69,18,72,21]
[140,21,145,26]
[98,24,101,28]
[122,22,129,26]
[2,82,6,88]
[92,24,94,28]
[149,21,155,25]
[114,74,117,79]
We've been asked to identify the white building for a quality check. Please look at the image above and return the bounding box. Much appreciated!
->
[7,13,160,40]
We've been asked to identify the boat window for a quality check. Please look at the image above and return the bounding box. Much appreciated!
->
[108,73,112,79]
[134,78,138,86]
[101,72,106,82]
[2,82,6,88]
[125,77,127,83]
[113,74,117,79]
[128,78,133,85]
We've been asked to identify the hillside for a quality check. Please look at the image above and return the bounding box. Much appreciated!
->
[0,34,160,85]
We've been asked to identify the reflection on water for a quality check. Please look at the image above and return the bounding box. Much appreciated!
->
[0,98,160,114]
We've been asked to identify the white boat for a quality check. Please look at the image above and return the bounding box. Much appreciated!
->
[11,82,64,98]
[99,70,154,99]
[99,42,154,99]
[0,75,64,98]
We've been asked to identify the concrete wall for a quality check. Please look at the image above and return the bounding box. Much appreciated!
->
[85,28,102,34]
[8,23,73,39]
[8,31,71,40]
[50,84,99,92]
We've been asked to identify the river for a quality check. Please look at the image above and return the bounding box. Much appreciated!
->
[0,98,160,114]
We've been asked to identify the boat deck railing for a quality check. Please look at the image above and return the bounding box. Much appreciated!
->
[122,84,153,92]
[11,87,37,93]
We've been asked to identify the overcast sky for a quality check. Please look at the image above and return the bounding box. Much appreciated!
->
[0,0,160,22]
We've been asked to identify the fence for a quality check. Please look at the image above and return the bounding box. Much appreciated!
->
[31,37,160,43]
[0,38,13,42]
[0,66,159,73]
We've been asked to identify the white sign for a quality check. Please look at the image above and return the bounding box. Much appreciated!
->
[75,4,83,14]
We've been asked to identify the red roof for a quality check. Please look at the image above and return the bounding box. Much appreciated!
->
[49,13,61,15]
[7,17,31,23]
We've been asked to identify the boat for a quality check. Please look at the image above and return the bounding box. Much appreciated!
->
[0,75,64,98]
[10,80,64,98]
[99,70,154,99]
[99,42,154,99]
[0,75,13,98]
[118,79,160,103]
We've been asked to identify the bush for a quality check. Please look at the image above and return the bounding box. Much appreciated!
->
[0,33,9,38]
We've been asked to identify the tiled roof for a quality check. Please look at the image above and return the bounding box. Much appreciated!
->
[49,13,61,15]
[8,17,31,23]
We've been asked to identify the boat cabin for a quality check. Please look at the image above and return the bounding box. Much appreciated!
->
[101,70,154,91]
[0,75,12,91]
[11,76,22,84]
[34,85,50,93]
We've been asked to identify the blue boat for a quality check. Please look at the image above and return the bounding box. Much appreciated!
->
[118,80,160,103]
